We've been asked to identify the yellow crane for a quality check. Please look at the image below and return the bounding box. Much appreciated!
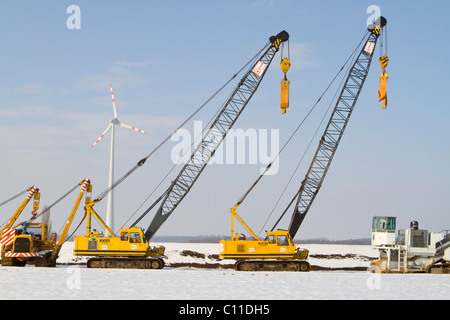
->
[219,17,388,272]
[73,199,165,269]
[220,203,309,271]
[1,179,91,267]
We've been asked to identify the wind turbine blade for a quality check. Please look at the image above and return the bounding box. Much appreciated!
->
[110,84,118,118]
[91,123,113,148]
[119,122,148,134]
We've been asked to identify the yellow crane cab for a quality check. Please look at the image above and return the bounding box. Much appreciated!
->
[74,227,163,258]
[73,200,165,269]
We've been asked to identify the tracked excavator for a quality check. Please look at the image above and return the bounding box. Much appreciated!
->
[370,217,450,273]
[1,179,91,267]
[220,17,388,271]
[73,30,290,269]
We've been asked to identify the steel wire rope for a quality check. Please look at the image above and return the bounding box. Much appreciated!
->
[13,182,81,228]
[261,31,369,234]
[0,189,27,208]
[0,189,28,228]
[59,214,86,247]
[263,47,358,235]
[120,76,251,232]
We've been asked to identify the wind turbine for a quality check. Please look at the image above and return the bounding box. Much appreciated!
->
[91,85,148,235]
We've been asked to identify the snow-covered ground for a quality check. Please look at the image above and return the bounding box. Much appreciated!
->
[1,242,449,300]
[57,241,379,270]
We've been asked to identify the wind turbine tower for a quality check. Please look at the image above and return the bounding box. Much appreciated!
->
[91,85,148,235]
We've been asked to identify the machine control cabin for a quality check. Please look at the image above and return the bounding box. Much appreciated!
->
[371,216,396,247]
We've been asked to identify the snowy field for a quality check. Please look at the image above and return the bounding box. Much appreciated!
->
[0,242,449,301]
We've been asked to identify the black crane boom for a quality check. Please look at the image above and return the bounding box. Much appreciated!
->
[134,31,289,241]
[288,20,386,238]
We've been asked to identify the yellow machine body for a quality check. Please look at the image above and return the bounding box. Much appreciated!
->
[74,227,164,258]
[73,201,165,269]
[220,229,307,260]
[2,223,57,267]
[219,204,310,271]
[12,223,54,251]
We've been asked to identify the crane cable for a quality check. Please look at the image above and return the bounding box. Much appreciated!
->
[264,46,358,235]
[120,77,244,231]
[12,182,81,228]
[233,31,369,225]
[92,41,271,204]
[58,214,86,247]
[0,189,28,208]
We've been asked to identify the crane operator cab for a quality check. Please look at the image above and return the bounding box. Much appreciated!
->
[371,216,396,246]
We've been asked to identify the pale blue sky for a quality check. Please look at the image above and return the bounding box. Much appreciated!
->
[0,1,448,240]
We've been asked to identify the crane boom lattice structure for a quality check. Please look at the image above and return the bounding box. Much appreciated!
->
[288,28,382,238]
[136,31,290,240]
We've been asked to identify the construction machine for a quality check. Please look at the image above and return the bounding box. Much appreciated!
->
[1,179,91,267]
[0,185,41,266]
[73,30,290,269]
[220,205,310,271]
[220,17,388,271]
[370,217,450,274]
[73,200,165,269]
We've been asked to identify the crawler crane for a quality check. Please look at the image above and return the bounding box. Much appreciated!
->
[73,30,290,269]
[220,17,388,271]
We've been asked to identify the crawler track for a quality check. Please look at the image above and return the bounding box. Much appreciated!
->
[235,260,310,272]
[426,262,450,274]
[86,257,164,269]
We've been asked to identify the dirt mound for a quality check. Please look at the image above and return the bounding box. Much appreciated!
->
[309,253,375,261]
